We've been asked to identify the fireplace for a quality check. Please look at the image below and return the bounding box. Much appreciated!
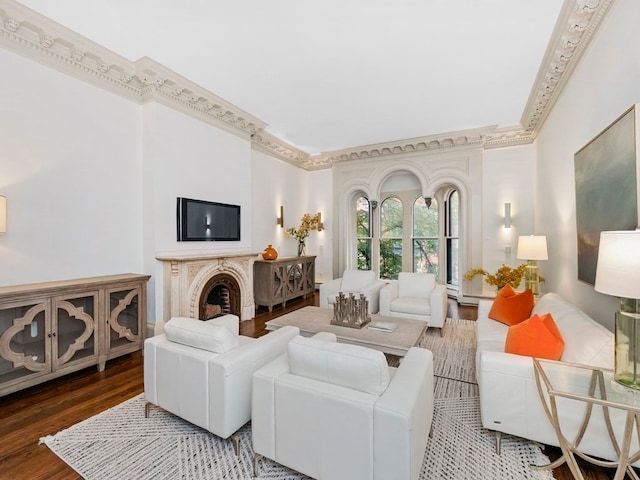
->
[156,250,257,329]
[200,273,240,319]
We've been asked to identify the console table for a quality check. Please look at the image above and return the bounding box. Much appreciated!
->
[0,273,150,397]
[253,256,315,311]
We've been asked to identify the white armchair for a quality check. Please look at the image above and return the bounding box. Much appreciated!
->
[379,272,448,333]
[252,333,434,480]
[319,270,386,314]
[143,315,299,453]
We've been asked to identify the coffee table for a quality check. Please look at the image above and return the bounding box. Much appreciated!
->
[265,306,427,357]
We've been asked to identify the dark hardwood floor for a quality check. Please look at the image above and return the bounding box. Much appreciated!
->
[0,293,613,479]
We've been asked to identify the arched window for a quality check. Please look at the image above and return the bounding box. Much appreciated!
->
[446,190,460,287]
[413,197,438,275]
[380,197,403,280]
[356,196,372,270]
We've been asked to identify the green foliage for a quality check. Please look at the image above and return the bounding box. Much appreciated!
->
[380,239,402,280]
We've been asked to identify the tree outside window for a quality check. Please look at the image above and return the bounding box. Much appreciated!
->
[446,190,460,287]
[380,197,403,280]
[356,196,371,270]
[413,197,438,275]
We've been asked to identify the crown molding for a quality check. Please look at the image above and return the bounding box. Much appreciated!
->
[0,0,266,139]
[0,0,616,169]
[519,0,614,137]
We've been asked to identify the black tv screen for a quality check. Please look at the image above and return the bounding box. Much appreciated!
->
[177,197,241,241]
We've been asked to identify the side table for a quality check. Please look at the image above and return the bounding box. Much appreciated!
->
[532,358,640,480]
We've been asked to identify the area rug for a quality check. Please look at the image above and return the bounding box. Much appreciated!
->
[41,319,553,480]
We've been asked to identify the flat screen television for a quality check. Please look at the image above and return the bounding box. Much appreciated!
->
[176,197,241,241]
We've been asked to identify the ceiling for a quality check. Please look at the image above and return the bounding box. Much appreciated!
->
[16,0,565,155]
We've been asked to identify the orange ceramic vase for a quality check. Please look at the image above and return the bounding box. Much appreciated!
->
[262,244,278,260]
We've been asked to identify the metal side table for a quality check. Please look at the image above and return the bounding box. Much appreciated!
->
[533,358,640,480]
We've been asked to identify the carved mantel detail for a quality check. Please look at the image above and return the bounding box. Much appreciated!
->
[0,0,615,169]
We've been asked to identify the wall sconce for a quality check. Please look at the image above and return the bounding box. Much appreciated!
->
[504,203,512,229]
[0,196,5,234]
[317,212,324,231]
[425,197,433,209]
[276,205,284,228]
[371,200,378,210]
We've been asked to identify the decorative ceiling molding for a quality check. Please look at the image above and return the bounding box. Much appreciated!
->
[517,0,614,138]
[0,0,266,139]
[0,0,616,170]
[251,130,310,167]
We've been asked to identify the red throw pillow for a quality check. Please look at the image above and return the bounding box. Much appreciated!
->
[488,284,534,326]
[505,313,565,361]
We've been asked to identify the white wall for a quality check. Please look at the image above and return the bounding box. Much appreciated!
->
[0,48,143,286]
[477,144,536,295]
[536,0,640,329]
[143,102,253,322]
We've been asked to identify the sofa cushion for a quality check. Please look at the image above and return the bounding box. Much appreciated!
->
[340,270,375,292]
[488,285,534,326]
[505,313,565,360]
[164,317,240,353]
[398,272,436,299]
[533,293,614,366]
[390,297,431,315]
[288,335,390,395]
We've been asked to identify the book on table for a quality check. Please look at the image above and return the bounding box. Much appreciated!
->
[367,321,397,333]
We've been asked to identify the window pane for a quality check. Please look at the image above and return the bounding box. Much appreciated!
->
[413,197,438,237]
[449,191,459,237]
[357,239,371,270]
[413,239,438,275]
[356,197,370,237]
[380,197,403,238]
[380,239,402,280]
[447,238,459,286]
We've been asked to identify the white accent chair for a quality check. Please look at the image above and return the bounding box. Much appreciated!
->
[379,272,448,334]
[252,333,434,479]
[144,315,299,453]
[319,270,387,314]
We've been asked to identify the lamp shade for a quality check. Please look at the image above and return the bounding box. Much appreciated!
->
[516,235,548,260]
[594,230,640,299]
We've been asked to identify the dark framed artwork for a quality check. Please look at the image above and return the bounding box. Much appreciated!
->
[574,105,638,285]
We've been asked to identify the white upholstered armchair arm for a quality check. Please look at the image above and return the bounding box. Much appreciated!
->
[429,284,448,329]
[319,278,342,309]
[379,282,398,316]
[374,347,434,480]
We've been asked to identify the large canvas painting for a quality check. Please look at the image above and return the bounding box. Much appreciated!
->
[575,105,638,285]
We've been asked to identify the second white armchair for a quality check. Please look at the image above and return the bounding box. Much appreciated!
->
[380,272,448,333]
[319,270,387,314]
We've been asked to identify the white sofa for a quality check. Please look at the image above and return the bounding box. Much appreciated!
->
[252,332,434,480]
[319,270,387,314]
[379,272,448,332]
[144,315,299,452]
[475,292,638,463]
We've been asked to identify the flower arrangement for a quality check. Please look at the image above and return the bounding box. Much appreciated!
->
[464,264,528,289]
[285,212,322,255]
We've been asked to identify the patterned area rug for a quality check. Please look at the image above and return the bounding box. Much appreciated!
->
[41,319,553,480]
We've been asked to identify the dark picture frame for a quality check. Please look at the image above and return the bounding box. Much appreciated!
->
[574,105,638,285]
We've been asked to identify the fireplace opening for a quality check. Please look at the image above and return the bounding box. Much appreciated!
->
[199,273,241,320]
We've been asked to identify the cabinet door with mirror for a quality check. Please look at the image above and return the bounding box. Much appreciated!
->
[52,292,99,372]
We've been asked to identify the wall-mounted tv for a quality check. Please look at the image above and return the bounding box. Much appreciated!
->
[177,197,241,242]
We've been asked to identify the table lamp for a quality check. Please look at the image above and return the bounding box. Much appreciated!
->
[516,235,548,295]
[594,229,640,389]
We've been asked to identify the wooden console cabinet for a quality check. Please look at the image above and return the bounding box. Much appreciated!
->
[254,256,316,312]
[0,273,150,397]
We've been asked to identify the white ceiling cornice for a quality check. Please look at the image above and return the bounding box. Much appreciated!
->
[0,0,615,170]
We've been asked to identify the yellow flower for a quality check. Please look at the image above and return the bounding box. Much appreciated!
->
[464,264,528,289]
[284,213,321,243]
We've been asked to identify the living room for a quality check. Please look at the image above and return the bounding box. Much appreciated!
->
[1,0,639,478]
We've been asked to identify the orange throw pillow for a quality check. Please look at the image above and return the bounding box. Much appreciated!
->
[505,313,565,361]
[488,284,534,326]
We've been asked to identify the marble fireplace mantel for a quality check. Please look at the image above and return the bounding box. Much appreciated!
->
[156,249,259,326]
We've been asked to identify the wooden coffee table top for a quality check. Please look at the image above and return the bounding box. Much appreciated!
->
[266,306,427,357]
